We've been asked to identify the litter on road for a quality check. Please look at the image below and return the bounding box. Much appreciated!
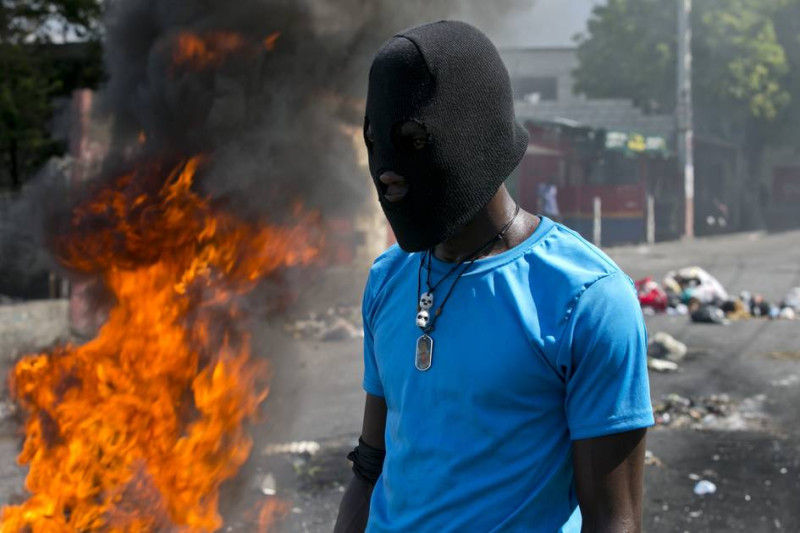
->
[636,267,800,323]
[693,480,717,496]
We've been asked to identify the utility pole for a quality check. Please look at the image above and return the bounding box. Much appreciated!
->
[676,0,694,238]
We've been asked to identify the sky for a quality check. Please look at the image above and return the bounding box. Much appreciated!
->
[480,0,603,48]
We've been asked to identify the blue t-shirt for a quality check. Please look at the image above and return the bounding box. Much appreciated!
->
[361,217,654,532]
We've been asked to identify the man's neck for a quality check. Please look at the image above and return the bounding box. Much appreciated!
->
[433,185,539,263]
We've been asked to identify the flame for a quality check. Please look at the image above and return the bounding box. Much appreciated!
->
[1,157,320,531]
[173,31,281,71]
[257,499,289,533]
[262,32,281,52]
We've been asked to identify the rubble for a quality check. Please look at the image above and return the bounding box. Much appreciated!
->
[693,480,717,496]
[263,441,322,456]
[648,332,687,361]
[647,358,679,373]
[644,450,663,467]
[284,306,363,341]
[653,393,770,431]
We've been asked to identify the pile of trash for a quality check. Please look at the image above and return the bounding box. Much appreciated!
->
[653,392,769,431]
[284,306,363,341]
[647,331,687,372]
[636,267,800,324]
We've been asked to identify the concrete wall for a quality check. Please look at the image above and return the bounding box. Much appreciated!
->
[500,47,580,103]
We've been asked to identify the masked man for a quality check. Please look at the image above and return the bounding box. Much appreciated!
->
[335,21,653,533]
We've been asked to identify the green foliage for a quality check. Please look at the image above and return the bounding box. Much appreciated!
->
[574,0,792,123]
[0,0,103,189]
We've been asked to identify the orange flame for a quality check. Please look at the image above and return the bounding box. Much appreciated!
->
[263,32,281,52]
[173,31,281,71]
[1,157,320,531]
[258,499,290,533]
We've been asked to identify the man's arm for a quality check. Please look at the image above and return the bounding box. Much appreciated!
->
[573,428,647,533]
[334,393,387,533]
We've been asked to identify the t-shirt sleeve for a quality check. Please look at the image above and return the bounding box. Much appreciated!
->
[362,275,385,398]
[557,271,654,440]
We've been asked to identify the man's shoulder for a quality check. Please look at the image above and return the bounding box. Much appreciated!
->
[365,244,415,298]
[519,222,632,320]
[525,222,622,283]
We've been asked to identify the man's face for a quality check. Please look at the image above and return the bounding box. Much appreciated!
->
[363,23,528,252]
[365,120,430,204]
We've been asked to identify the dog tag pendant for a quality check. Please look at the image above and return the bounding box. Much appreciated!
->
[415,334,433,371]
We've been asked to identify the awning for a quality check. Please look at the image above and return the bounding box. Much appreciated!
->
[526,143,564,157]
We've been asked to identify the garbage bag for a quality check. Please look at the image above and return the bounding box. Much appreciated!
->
[691,304,728,325]
[635,277,668,312]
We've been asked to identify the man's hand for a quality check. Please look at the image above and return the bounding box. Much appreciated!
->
[334,394,387,533]
[573,428,647,533]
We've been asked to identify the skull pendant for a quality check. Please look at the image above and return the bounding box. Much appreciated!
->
[419,292,434,311]
[416,310,430,329]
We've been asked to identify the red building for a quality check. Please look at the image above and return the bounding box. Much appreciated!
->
[513,120,677,245]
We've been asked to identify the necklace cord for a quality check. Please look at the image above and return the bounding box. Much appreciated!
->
[417,204,521,333]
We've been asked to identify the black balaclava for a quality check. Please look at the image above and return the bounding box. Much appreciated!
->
[365,20,529,252]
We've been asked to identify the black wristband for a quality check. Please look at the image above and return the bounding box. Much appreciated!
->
[347,437,385,485]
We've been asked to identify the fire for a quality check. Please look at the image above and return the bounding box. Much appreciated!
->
[173,31,281,71]
[263,32,281,52]
[1,157,321,531]
[257,499,289,533]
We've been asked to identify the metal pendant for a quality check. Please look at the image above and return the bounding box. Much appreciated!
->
[415,334,434,372]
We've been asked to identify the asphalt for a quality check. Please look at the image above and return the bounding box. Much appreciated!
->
[2,229,800,532]
[251,229,800,532]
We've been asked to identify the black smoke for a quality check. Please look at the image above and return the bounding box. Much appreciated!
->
[99,0,532,219]
[0,0,533,295]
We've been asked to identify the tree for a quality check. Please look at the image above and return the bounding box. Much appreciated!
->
[574,0,791,127]
[573,0,797,229]
[0,0,103,190]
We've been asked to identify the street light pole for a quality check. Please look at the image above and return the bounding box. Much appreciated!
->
[677,0,694,238]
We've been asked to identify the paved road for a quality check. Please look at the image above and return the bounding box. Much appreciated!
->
[251,229,800,532]
[2,229,800,532]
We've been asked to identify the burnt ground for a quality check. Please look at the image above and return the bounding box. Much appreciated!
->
[1,230,800,531]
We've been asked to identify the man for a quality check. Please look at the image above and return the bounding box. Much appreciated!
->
[335,21,653,532]
[537,180,561,223]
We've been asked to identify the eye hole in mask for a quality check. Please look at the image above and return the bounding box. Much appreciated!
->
[392,120,431,152]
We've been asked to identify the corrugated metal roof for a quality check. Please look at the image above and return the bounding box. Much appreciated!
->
[516,100,675,139]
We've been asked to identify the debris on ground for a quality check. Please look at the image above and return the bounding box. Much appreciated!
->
[636,277,668,313]
[644,450,663,467]
[693,479,717,496]
[259,473,278,496]
[770,374,799,388]
[284,306,363,341]
[782,287,800,311]
[648,332,688,361]
[263,441,322,456]
[664,266,729,305]
[690,304,729,325]
[648,358,679,373]
[653,393,770,431]
[636,267,799,323]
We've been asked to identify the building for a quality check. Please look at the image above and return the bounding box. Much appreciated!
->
[502,46,751,244]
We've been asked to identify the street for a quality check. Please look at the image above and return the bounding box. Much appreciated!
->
[251,229,800,532]
[1,229,800,532]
